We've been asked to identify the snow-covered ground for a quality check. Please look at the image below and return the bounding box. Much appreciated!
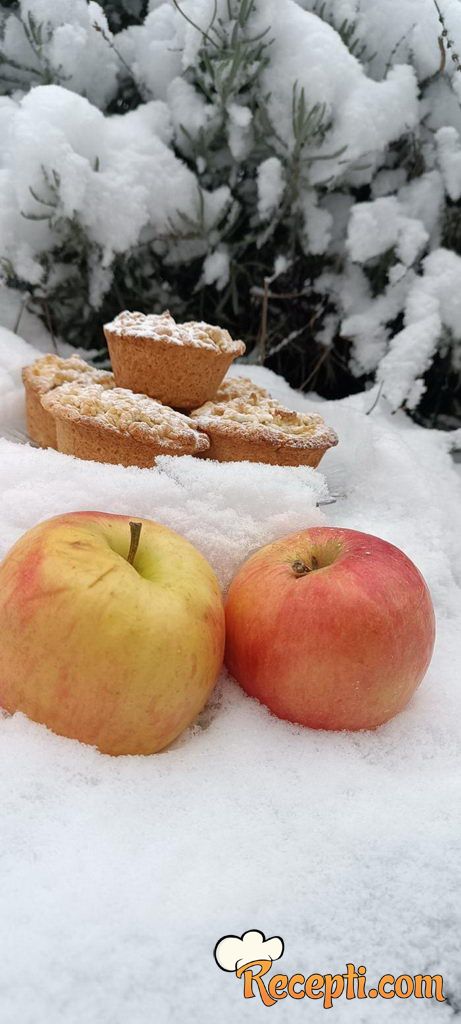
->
[0,330,461,1022]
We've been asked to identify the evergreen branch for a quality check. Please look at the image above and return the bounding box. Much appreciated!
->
[0,52,42,77]
[20,211,52,222]
[28,185,56,208]
[170,0,218,48]
[206,0,219,41]
[241,25,272,46]
[238,0,256,27]
[383,25,415,74]
[304,144,348,163]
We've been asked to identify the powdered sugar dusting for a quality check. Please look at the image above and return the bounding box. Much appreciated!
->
[23,354,115,394]
[42,382,209,454]
[192,395,339,451]
[207,376,270,404]
[104,310,245,355]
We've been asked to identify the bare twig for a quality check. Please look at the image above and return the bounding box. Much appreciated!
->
[432,0,461,73]
[13,294,28,335]
[257,276,270,362]
[366,381,384,415]
[268,325,306,356]
[300,345,331,390]
[252,286,307,301]
[438,34,447,73]
[40,297,58,353]
[92,22,141,85]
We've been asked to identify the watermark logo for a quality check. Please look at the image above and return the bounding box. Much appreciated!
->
[215,930,284,975]
[213,930,445,1009]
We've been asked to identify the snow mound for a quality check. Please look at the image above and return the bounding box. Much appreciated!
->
[262,1,419,184]
[0,83,229,273]
[0,325,41,398]
[0,334,460,1022]
[378,248,461,409]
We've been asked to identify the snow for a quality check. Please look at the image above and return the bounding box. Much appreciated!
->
[0,83,230,278]
[347,196,428,267]
[201,248,230,290]
[0,287,53,352]
[378,248,461,409]
[347,170,445,276]
[377,314,440,411]
[300,191,333,254]
[227,103,253,162]
[354,0,441,81]
[0,325,41,399]
[333,168,446,382]
[256,156,285,220]
[436,126,461,201]
[167,77,212,155]
[117,5,183,100]
[0,0,425,296]
[397,171,445,240]
[0,331,460,1021]
[322,264,410,374]
[1,1,119,109]
[261,2,419,186]
[1,0,459,404]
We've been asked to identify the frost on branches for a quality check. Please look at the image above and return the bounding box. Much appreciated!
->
[0,0,460,426]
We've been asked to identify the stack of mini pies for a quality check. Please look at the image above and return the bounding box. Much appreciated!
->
[22,311,338,469]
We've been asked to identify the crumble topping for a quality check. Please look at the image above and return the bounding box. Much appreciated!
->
[23,354,114,394]
[204,376,270,405]
[104,310,246,355]
[192,395,338,450]
[42,382,210,454]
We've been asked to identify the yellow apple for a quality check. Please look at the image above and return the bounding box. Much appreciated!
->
[0,512,225,754]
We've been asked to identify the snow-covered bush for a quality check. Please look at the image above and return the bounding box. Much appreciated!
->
[0,0,460,425]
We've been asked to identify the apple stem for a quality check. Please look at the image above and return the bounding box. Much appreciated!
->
[127,521,142,566]
[292,559,311,577]
[292,555,319,577]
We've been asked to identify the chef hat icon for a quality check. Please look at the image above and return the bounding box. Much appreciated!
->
[214,930,284,972]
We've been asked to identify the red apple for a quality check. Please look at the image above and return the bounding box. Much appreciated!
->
[0,512,225,754]
[225,527,435,730]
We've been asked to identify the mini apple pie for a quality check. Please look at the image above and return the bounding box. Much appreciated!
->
[22,354,114,449]
[103,310,246,410]
[42,382,210,468]
[206,375,270,404]
[191,394,338,467]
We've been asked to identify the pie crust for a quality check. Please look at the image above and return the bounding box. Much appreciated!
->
[104,310,246,410]
[42,381,210,468]
[22,354,114,449]
[191,394,338,466]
